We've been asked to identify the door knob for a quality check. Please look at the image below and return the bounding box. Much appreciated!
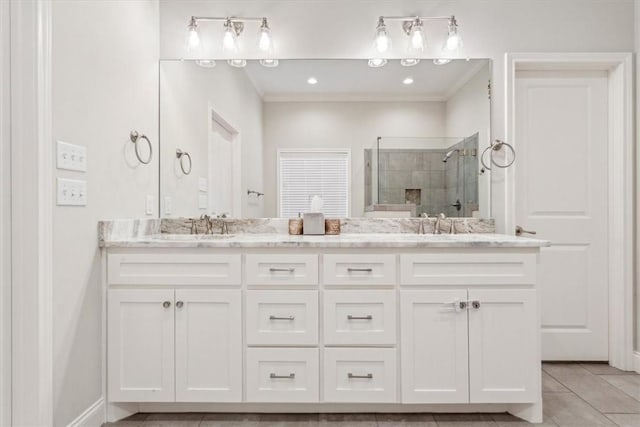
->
[515,225,537,236]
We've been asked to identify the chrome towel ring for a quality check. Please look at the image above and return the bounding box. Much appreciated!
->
[480,139,516,170]
[130,131,153,164]
[176,149,192,175]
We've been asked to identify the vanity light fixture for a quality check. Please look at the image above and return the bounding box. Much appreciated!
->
[307,77,318,85]
[227,59,247,68]
[400,58,420,67]
[403,77,414,85]
[195,59,216,68]
[372,14,462,56]
[368,58,388,68]
[433,58,451,65]
[186,15,276,55]
[259,59,279,68]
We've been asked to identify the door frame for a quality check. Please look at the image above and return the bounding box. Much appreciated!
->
[208,103,242,218]
[505,52,634,370]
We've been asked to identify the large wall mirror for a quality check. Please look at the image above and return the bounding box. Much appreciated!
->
[159,58,491,218]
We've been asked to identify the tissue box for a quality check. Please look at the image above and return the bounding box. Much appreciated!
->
[303,213,325,235]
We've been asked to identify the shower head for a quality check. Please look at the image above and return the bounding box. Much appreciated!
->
[442,149,458,163]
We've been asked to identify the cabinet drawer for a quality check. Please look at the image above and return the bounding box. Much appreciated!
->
[323,348,397,403]
[107,253,241,285]
[246,254,318,286]
[400,252,536,285]
[323,290,396,345]
[323,254,396,286]
[246,291,318,346]
[246,348,319,402]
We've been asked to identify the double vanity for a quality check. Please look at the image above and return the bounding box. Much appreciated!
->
[101,218,548,424]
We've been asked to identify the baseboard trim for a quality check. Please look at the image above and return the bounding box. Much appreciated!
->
[632,351,640,374]
[67,398,105,427]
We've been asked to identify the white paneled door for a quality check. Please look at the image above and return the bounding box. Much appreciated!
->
[515,70,609,360]
[175,290,242,402]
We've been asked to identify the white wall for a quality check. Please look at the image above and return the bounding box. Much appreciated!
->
[445,62,491,218]
[635,0,640,354]
[0,1,10,425]
[51,1,159,425]
[159,0,634,231]
[263,101,446,216]
[160,61,264,218]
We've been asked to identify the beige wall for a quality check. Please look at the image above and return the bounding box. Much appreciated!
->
[160,61,264,218]
[263,101,446,217]
[51,1,159,425]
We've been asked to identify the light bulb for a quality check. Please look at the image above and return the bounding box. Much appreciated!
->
[196,59,216,68]
[368,58,387,68]
[258,18,272,52]
[227,59,247,68]
[307,77,318,85]
[186,17,200,51]
[403,77,414,85]
[408,19,424,52]
[373,18,390,53]
[223,19,238,52]
[433,58,451,65]
[443,17,463,52]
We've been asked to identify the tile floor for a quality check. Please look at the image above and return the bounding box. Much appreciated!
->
[105,363,640,427]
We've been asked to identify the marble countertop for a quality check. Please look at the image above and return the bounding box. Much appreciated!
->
[101,232,550,249]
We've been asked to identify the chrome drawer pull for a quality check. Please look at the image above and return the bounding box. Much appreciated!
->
[347,268,373,273]
[269,315,295,321]
[270,373,295,379]
[269,267,295,273]
[348,373,373,379]
[347,315,373,320]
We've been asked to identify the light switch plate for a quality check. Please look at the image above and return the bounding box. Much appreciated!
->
[164,196,172,215]
[57,178,87,206]
[198,194,208,209]
[145,194,154,215]
[56,141,87,172]
[198,177,208,192]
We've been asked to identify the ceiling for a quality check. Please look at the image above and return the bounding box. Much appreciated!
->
[242,59,490,102]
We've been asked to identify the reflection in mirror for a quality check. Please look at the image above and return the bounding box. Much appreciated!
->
[159,59,491,218]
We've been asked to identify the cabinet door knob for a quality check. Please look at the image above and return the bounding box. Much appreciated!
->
[162,301,171,308]
[176,301,184,308]
[472,300,481,309]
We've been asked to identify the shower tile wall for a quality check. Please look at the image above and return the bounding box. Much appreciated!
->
[376,149,448,217]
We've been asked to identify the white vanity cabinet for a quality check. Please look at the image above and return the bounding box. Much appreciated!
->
[104,244,543,423]
[108,288,242,402]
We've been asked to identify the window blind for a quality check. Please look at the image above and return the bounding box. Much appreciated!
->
[278,150,350,218]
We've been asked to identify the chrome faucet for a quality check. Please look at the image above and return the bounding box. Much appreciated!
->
[187,218,199,234]
[417,213,429,234]
[434,213,446,234]
[200,214,215,234]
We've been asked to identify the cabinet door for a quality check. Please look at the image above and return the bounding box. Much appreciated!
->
[400,290,469,403]
[175,290,242,402]
[108,289,175,402]
[468,289,538,403]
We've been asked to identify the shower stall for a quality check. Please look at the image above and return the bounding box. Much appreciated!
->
[365,134,480,218]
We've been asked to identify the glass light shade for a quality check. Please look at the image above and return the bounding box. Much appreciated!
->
[408,22,424,52]
[433,58,451,65]
[195,59,216,68]
[187,26,200,51]
[374,21,391,53]
[368,58,387,68]
[222,22,238,52]
[258,21,272,52]
[443,26,463,52]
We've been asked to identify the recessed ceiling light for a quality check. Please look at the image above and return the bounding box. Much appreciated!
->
[227,59,247,68]
[195,59,216,68]
[307,77,318,85]
[368,58,387,68]
[259,59,279,68]
[433,58,451,65]
[400,58,420,67]
[403,77,414,85]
